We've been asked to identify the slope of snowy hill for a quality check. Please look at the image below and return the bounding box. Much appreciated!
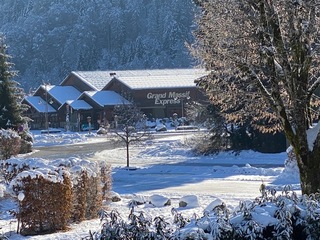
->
[0,0,196,90]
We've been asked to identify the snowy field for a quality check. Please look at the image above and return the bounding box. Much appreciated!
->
[0,130,301,239]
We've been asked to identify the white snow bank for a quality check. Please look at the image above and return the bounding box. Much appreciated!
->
[204,198,225,212]
[179,195,199,208]
[149,194,171,207]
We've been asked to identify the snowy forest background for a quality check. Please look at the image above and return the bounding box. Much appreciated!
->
[0,0,196,91]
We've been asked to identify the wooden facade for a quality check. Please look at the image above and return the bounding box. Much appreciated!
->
[104,78,206,119]
[23,69,208,130]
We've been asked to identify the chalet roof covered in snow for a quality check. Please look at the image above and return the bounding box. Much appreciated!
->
[68,100,93,110]
[113,74,205,90]
[58,100,93,111]
[80,91,131,107]
[43,85,82,104]
[23,68,209,129]
[63,71,114,91]
[23,96,57,113]
[107,68,208,90]
[68,68,208,91]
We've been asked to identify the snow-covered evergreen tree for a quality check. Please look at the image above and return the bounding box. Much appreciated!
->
[0,34,26,129]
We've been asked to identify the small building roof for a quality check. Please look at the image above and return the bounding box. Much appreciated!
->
[63,71,115,91]
[63,100,93,110]
[81,91,131,107]
[42,85,82,104]
[23,96,56,113]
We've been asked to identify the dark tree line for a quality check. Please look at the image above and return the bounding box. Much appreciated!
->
[0,0,197,90]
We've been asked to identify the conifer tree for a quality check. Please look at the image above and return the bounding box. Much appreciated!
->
[0,34,26,129]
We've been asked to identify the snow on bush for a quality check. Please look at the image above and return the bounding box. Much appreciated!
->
[4,156,104,199]
[274,146,300,186]
[3,157,111,235]
[9,167,66,193]
[3,157,59,183]
[90,186,320,240]
[0,184,5,198]
[0,128,21,160]
[204,197,225,212]
[149,194,171,207]
[0,128,20,139]
[179,195,199,208]
[12,172,73,235]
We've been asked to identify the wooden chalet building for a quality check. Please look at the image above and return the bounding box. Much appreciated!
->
[102,69,207,118]
[23,68,208,131]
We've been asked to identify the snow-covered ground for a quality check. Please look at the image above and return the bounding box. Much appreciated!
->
[0,130,300,239]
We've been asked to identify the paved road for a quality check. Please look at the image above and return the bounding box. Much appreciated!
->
[29,139,118,159]
[27,131,283,169]
[27,131,193,160]
[24,131,289,205]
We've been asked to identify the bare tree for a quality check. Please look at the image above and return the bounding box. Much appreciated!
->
[112,103,151,168]
[191,0,320,194]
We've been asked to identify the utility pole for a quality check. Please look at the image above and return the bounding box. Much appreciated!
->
[43,81,50,134]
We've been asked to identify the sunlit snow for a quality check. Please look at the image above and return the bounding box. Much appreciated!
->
[307,121,320,151]
[0,130,301,239]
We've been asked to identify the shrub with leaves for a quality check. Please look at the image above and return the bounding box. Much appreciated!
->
[71,169,88,222]
[1,158,31,184]
[100,162,112,200]
[89,208,176,240]
[89,186,320,240]
[55,158,104,222]
[18,130,33,154]
[85,174,103,220]
[0,129,21,160]
[9,168,72,235]
[4,157,111,236]
[231,185,320,240]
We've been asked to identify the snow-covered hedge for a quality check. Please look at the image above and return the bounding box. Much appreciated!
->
[0,129,21,160]
[4,157,112,235]
[10,169,72,235]
[88,186,320,240]
[0,129,33,160]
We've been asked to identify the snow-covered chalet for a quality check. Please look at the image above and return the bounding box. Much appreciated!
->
[22,68,208,131]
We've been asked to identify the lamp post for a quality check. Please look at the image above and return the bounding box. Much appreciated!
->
[172,112,178,129]
[66,104,70,132]
[181,98,185,118]
[77,112,81,132]
[43,82,52,134]
[38,88,52,133]
[45,86,49,133]
[87,116,92,134]
[174,96,191,119]
[114,115,118,129]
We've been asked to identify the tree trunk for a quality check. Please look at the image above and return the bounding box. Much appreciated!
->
[298,153,320,195]
[283,116,320,195]
[295,144,320,195]
[126,142,130,168]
